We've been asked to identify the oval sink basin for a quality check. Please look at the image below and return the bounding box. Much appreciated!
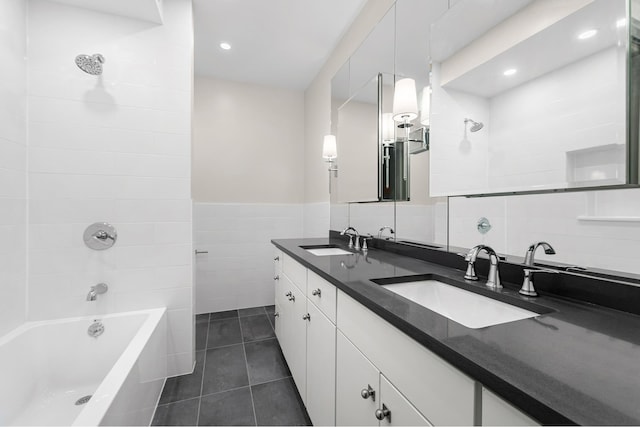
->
[299,244,353,256]
[305,247,353,256]
[381,280,538,329]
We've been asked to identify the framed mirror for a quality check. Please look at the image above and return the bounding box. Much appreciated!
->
[429,0,635,197]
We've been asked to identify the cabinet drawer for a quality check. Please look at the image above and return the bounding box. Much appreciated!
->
[307,270,337,323]
[274,248,283,274]
[282,253,307,293]
[482,388,538,426]
[337,290,476,426]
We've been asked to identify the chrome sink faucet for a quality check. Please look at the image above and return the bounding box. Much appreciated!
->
[378,226,395,240]
[340,226,360,250]
[87,283,108,301]
[524,241,555,266]
[520,242,556,296]
[463,245,502,289]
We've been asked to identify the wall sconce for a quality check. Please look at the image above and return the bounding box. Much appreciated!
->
[392,78,418,128]
[420,85,431,127]
[323,134,338,193]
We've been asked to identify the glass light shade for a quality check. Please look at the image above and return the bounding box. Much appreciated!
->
[393,78,418,122]
[420,86,431,126]
[322,134,337,159]
[382,113,395,142]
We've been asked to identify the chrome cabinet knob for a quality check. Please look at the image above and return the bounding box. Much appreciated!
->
[302,313,310,321]
[274,275,280,281]
[274,256,280,261]
[274,312,279,318]
[375,404,391,421]
[288,295,295,302]
[311,288,321,297]
[285,291,292,297]
[360,384,375,401]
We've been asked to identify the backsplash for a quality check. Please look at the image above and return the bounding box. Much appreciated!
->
[449,188,640,275]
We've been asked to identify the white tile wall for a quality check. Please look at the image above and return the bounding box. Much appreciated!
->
[303,202,330,238]
[449,188,640,275]
[194,203,303,314]
[25,0,193,376]
[0,0,27,337]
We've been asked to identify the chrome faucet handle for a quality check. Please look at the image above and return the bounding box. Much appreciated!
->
[362,234,373,252]
[520,268,558,297]
[486,253,502,290]
[347,235,354,248]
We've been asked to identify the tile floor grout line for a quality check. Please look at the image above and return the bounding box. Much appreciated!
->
[249,375,294,388]
[239,312,259,427]
[195,312,210,427]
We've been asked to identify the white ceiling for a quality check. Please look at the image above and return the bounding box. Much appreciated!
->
[193,0,368,90]
[47,0,163,23]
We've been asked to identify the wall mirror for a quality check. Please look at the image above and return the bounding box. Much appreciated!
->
[330,0,448,245]
[429,0,634,197]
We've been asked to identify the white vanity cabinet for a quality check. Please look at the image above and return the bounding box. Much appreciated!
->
[482,388,539,426]
[273,253,337,426]
[337,290,475,426]
[336,331,431,426]
[272,247,541,427]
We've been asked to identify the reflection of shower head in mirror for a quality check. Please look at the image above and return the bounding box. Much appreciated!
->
[464,118,484,132]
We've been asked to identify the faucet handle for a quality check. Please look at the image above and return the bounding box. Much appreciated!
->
[362,235,373,252]
[347,235,354,248]
[519,268,558,297]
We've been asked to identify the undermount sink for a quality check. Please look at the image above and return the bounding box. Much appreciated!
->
[300,244,353,256]
[380,279,540,329]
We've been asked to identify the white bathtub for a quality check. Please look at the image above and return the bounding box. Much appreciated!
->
[0,308,167,426]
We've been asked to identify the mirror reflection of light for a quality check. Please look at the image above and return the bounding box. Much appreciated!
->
[503,68,517,76]
[577,29,598,40]
[616,18,627,28]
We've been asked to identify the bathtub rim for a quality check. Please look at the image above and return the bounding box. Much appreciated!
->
[71,307,167,426]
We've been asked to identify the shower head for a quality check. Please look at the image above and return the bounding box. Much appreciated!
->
[75,54,105,75]
[464,118,484,132]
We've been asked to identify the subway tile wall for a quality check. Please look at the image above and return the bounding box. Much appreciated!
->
[449,188,640,275]
[194,203,303,314]
[0,0,27,337]
[25,0,194,375]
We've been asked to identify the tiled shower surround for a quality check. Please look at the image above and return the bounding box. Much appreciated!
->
[0,0,194,376]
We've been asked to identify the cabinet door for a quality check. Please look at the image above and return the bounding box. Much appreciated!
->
[336,331,380,426]
[482,388,539,426]
[305,303,336,426]
[379,374,432,426]
[287,284,307,403]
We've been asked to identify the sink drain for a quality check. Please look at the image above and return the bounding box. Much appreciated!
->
[75,395,92,406]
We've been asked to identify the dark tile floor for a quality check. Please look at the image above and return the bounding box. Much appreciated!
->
[152,305,312,426]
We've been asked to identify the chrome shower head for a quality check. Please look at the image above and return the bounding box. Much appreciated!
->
[75,53,105,75]
[464,118,484,132]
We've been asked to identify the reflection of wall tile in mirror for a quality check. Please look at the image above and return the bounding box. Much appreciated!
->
[448,197,507,253]
[349,202,394,238]
[449,189,640,275]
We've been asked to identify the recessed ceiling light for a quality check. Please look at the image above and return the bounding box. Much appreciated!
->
[220,42,231,50]
[503,68,517,76]
[578,29,598,40]
[616,18,627,28]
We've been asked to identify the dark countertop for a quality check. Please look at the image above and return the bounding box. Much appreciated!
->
[272,237,640,426]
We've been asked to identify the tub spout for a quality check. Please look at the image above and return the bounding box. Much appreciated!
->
[87,283,108,301]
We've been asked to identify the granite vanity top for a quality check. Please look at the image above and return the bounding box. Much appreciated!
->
[272,237,640,426]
